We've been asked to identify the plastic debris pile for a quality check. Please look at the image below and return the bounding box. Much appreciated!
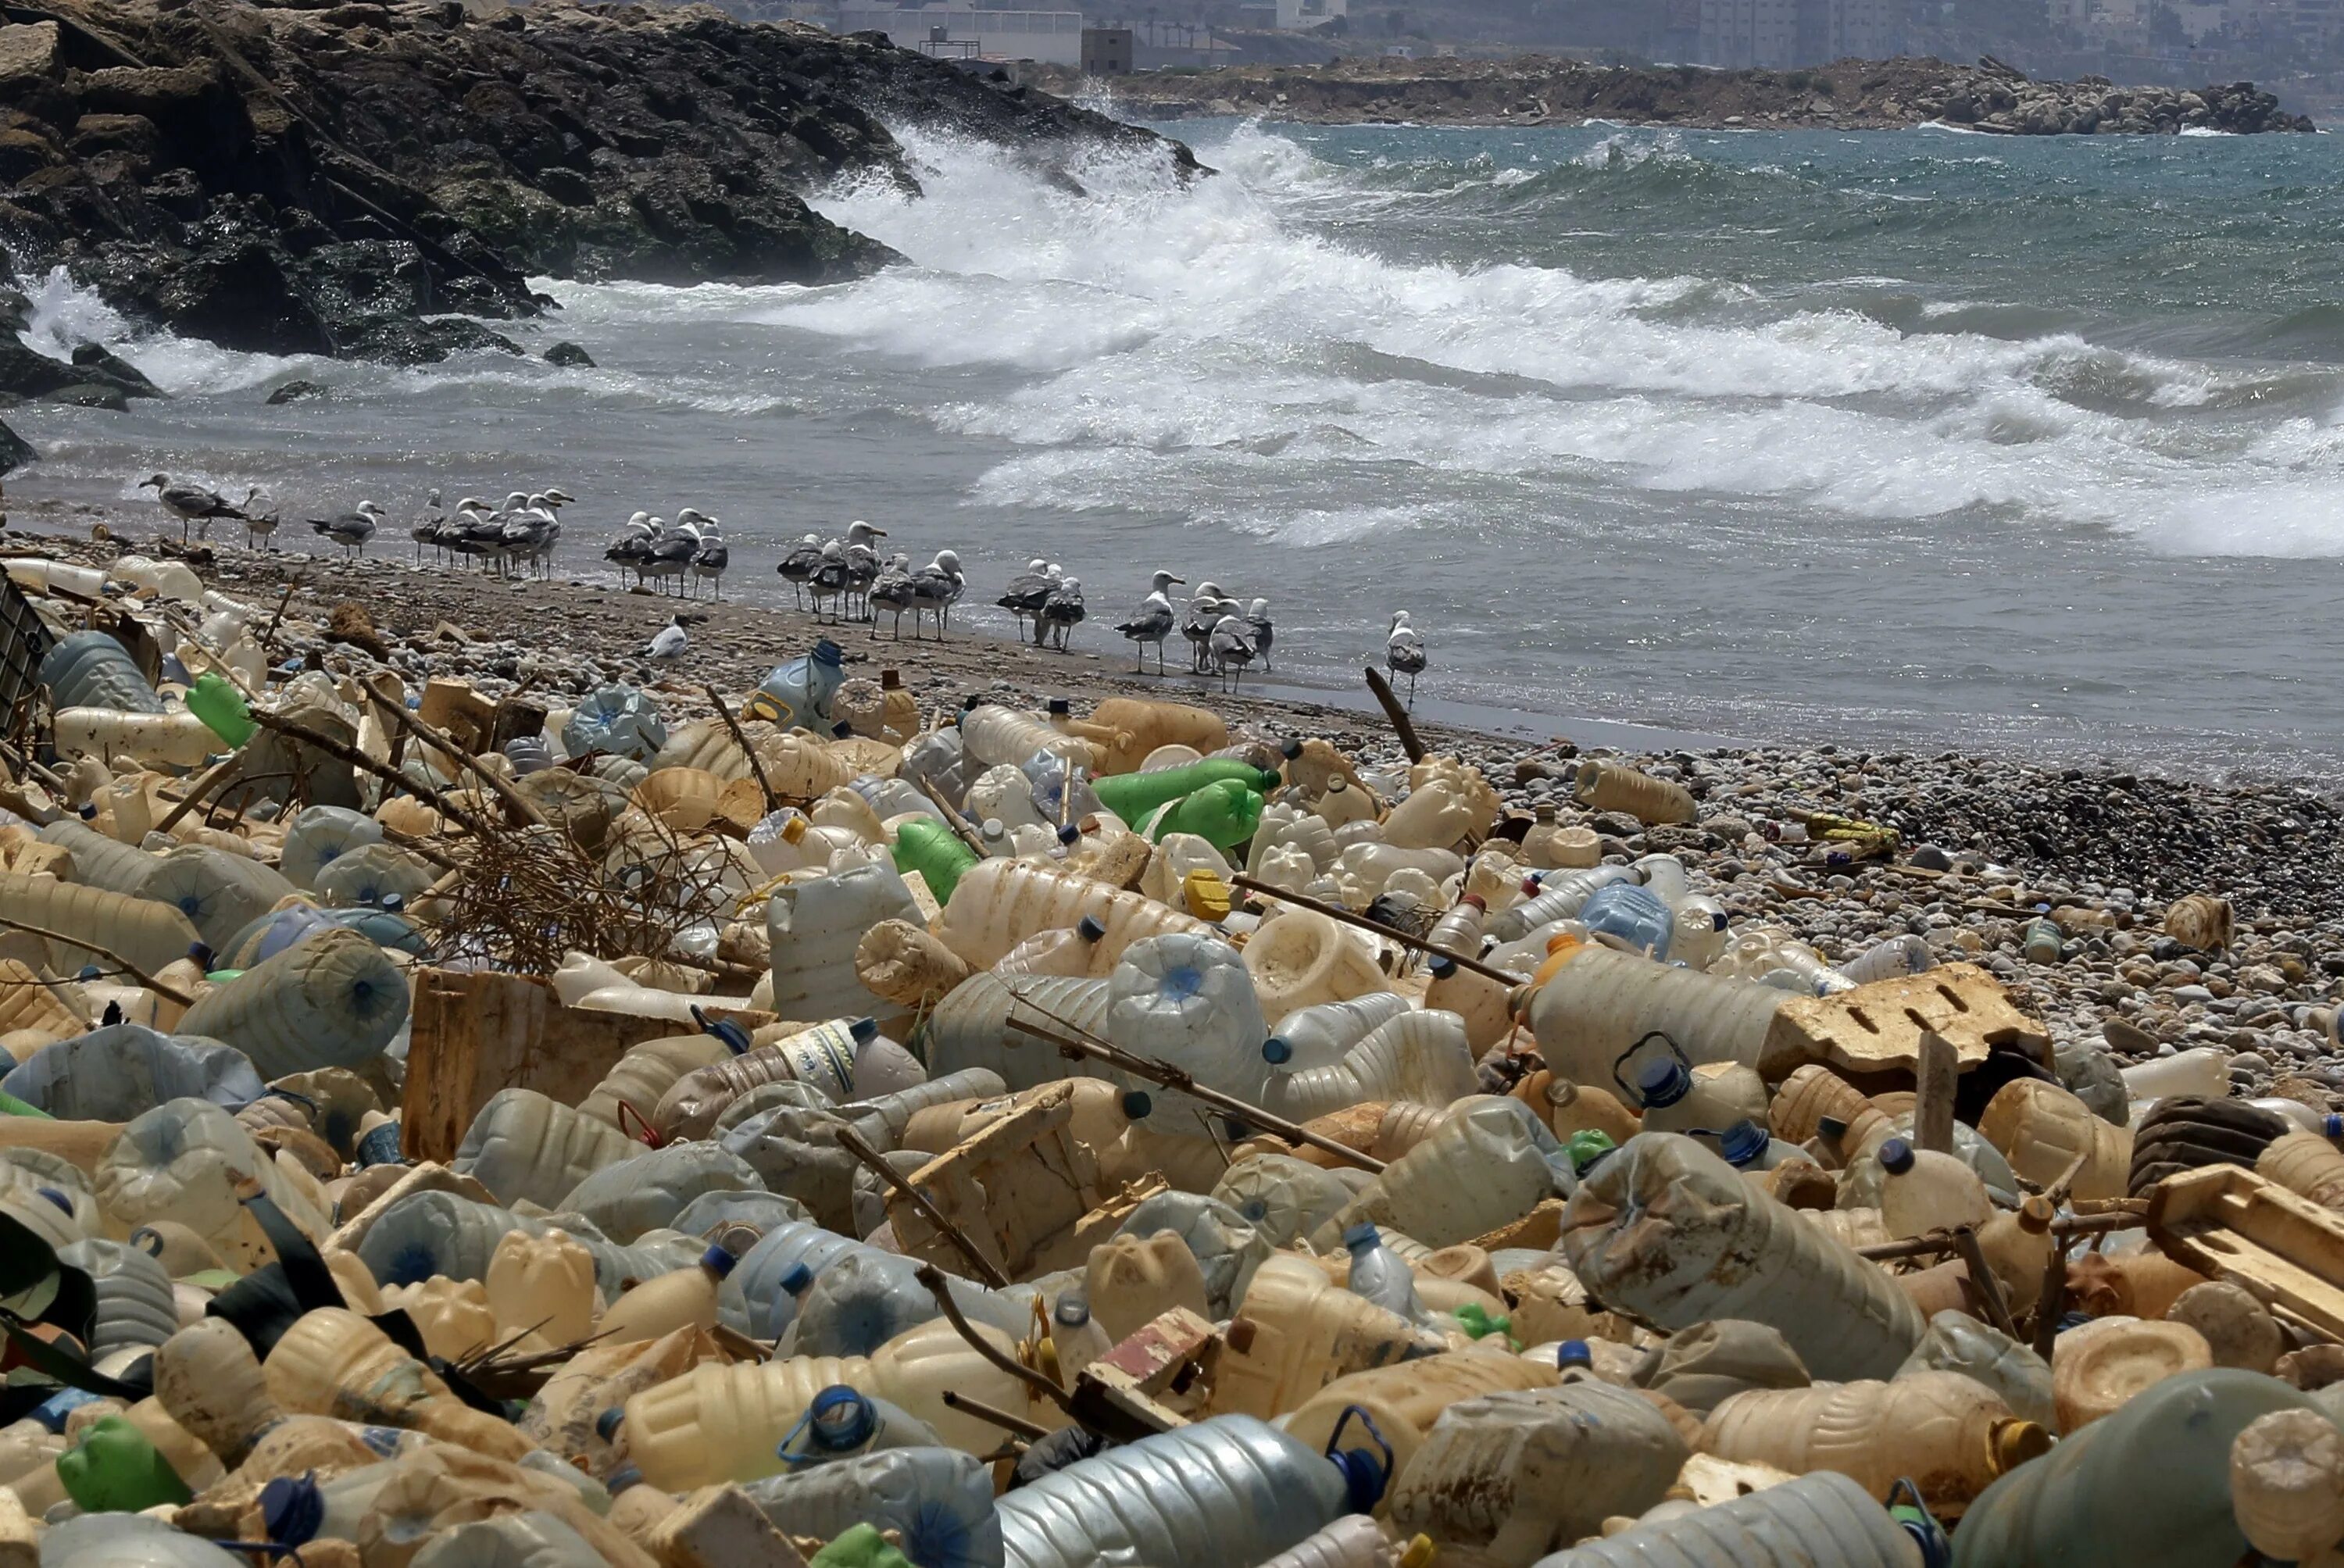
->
[2,545,2344,1568]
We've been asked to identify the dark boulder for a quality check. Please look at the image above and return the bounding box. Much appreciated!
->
[265,378,325,405]
[543,340,595,368]
[70,342,160,398]
[0,417,35,476]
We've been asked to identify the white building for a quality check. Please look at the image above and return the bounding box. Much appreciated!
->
[1276,0,1346,30]
[837,2,1085,63]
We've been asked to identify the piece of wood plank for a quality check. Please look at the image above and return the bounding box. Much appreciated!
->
[1911,1030,1960,1155]
[398,969,774,1163]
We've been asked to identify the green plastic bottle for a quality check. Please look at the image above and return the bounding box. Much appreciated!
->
[185,672,255,748]
[0,1090,50,1120]
[809,1524,915,1568]
[1567,1129,1616,1176]
[1143,779,1263,849]
[1092,760,1279,826]
[890,816,979,903]
[55,1413,193,1513]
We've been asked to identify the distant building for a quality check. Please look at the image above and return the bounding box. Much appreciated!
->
[1082,23,1134,69]
[1276,0,1346,29]
[835,2,1085,63]
[1698,0,1800,63]
[1697,0,1906,62]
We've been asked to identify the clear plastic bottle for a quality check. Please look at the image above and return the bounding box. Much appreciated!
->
[1578,881,1674,959]
[1838,934,1937,984]
[1484,866,1638,945]
[1266,1009,1481,1123]
[995,916,1110,978]
[960,704,1093,772]
[1343,1222,1426,1323]
[1423,955,1517,1053]
[1049,1291,1115,1382]
[2120,1047,2231,1103]
[595,1244,735,1346]
[1570,759,1695,825]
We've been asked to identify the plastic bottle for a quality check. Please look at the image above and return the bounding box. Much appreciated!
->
[1618,1040,1771,1142]
[2257,1131,2344,1212]
[97,1098,316,1274]
[59,1238,179,1357]
[485,1228,602,1348]
[1269,994,1414,1072]
[1874,1137,1993,1240]
[173,926,408,1079]
[1420,956,1513,1054]
[1048,1291,1115,1383]
[888,817,979,902]
[1085,1230,1212,1341]
[1571,759,1695,825]
[452,1088,636,1211]
[2230,1408,2344,1566]
[1250,805,1342,876]
[1563,1132,1924,1381]
[1542,1469,1923,1566]
[1703,1370,2047,1513]
[995,1415,1365,1568]
[1520,807,1599,872]
[1974,1197,2058,1315]
[1247,910,1387,1020]
[956,705,1092,777]
[845,1067,1014,1151]
[1088,759,1277,827]
[2053,1316,2214,1431]
[1333,1098,1558,1252]
[1954,1370,2323,1567]
[1342,1222,1426,1323]
[263,1309,531,1459]
[720,1221,879,1341]
[1107,932,1272,1123]
[1840,934,1936,984]
[995,916,1110,979]
[1281,1352,1562,1503]
[40,629,166,714]
[1257,1516,1429,1568]
[597,1244,736,1346]
[1388,1380,1690,1560]
[1058,697,1227,776]
[1521,943,1788,1090]
[744,1448,996,1568]
[1899,1312,2057,1431]
[2120,1047,2232,1103]
[1209,1254,1436,1420]
[1382,768,1485,852]
[52,707,220,769]
[1977,1078,2134,1202]
[1483,866,1638,945]
[4,1022,265,1122]
[1267,1009,1480,1123]
[931,859,1209,972]
[1311,777,1381,830]
[746,639,846,731]
[1139,778,1262,849]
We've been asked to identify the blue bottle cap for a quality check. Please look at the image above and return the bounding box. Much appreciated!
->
[1059,823,1082,846]
[1716,1120,1770,1167]
[1120,1091,1152,1120]
[77,802,95,820]
[381,892,405,913]
[261,1473,325,1548]
[1879,1137,1916,1175]
[1342,1222,1380,1252]
[813,640,845,666]
[780,1262,815,1297]
[1047,697,1071,715]
[595,1408,626,1443]
[1427,955,1456,980]
[701,1245,738,1279]
[1636,1056,1690,1108]
[806,1385,876,1451]
[850,1017,879,1045]
[2328,1114,2343,1141]
[29,1388,101,1433]
[1078,914,1107,941]
[1556,1340,1594,1370]
[76,965,101,982]
[1263,1037,1293,1065]
[355,1121,406,1169]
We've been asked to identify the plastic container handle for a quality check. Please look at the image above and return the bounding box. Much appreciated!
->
[1324,1403,1395,1515]
[1610,1029,1691,1107]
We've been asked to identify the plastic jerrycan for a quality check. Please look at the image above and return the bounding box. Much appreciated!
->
[1387,1381,1690,1561]
[1523,942,1788,1089]
[1771,1064,1896,1152]
[1248,909,1387,1019]
[1540,1470,1922,1567]
[1337,1098,1556,1251]
[1423,955,1516,1053]
[1954,1370,2327,1568]
[1899,1312,2057,1431]
[1978,1078,2133,1201]
[578,1032,733,1132]
[1084,1230,1212,1341]
[263,1309,531,1459]
[1381,766,1482,852]
[1563,1132,1926,1382]
[1107,931,1272,1116]
[1701,1371,2049,1515]
[1281,1352,1561,1506]
[2053,1315,2214,1431]
[1874,1138,1993,1240]
[1209,1254,1434,1420]
[767,858,921,1023]
[1616,1034,1770,1138]
[996,1415,1361,1568]
[747,638,846,730]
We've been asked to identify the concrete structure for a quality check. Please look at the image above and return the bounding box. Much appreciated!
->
[1695,0,1905,64]
[836,3,1085,63]
[1276,0,1345,30]
[1081,23,1133,70]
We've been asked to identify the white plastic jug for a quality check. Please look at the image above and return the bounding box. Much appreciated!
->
[1246,909,1388,1019]
[1268,1009,1480,1123]
[766,858,922,1023]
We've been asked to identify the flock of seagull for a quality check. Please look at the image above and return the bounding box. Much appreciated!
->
[133,475,1431,702]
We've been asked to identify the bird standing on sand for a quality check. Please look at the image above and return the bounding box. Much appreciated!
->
[777,533,824,609]
[139,475,255,543]
[308,500,384,561]
[1210,613,1256,693]
[679,509,727,599]
[998,557,1057,644]
[1385,610,1427,708]
[909,549,966,638]
[645,614,689,663]
[867,552,916,640]
[641,518,699,596]
[1116,570,1185,674]
[1247,597,1274,672]
[244,502,282,552]
[842,521,888,620]
[808,539,851,623]
[1039,576,1085,652]
[1182,581,1231,674]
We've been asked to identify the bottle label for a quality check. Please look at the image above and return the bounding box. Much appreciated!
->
[783,1028,857,1098]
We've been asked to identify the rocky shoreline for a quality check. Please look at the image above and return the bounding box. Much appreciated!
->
[0,0,1193,380]
[1046,53,2316,136]
[8,510,2344,1114]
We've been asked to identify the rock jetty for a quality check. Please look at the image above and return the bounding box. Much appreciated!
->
[1054,53,2314,136]
[0,0,1194,376]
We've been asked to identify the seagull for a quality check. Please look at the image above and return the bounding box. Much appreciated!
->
[501,495,560,579]
[1385,610,1427,708]
[1247,597,1274,672]
[809,538,851,623]
[243,502,282,552]
[842,521,888,620]
[645,614,689,663]
[997,557,1057,644]
[1182,580,1231,674]
[409,490,448,563]
[683,511,728,600]
[641,518,699,596]
[1210,613,1256,692]
[307,500,384,561]
[908,548,965,638]
[1116,570,1184,674]
[139,475,255,543]
[604,513,656,589]
[777,533,824,609]
[867,552,916,639]
[1039,576,1085,652]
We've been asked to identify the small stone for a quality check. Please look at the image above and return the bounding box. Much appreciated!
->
[543,340,596,368]
[266,379,326,405]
